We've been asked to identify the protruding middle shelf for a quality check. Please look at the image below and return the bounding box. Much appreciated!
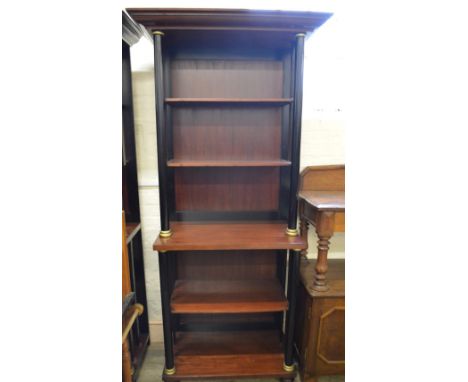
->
[171,279,288,314]
[153,221,307,251]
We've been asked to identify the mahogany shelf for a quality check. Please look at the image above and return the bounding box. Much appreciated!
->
[153,221,307,251]
[164,331,294,381]
[167,159,291,167]
[171,279,288,314]
[165,97,293,106]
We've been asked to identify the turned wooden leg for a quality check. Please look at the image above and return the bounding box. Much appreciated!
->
[313,233,331,291]
[312,211,335,292]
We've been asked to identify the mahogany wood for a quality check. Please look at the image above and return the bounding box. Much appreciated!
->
[163,331,295,380]
[126,8,333,381]
[154,221,307,251]
[298,191,345,211]
[171,279,288,313]
[174,168,279,212]
[163,30,294,60]
[170,59,284,98]
[299,165,344,192]
[171,107,281,162]
[294,259,344,382]
[175,250,277,280]
[166,98,292,105]
[126,8,332,33]
[298,165,345,291]
[168,159,291,167]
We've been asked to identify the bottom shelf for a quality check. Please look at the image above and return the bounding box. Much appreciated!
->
[163,331,294,380]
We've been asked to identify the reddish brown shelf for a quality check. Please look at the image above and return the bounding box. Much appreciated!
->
[165,97,293,105]
[125,222,141,244]
[154,221,307,251]
[171,279,288,314]
[167,159,291,167]
[299,190,345,211]
[163,331,294,381]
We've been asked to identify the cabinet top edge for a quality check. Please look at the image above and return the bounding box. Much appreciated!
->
[125,8,333,34]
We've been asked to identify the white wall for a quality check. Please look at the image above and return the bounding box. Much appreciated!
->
[129,8,344,334]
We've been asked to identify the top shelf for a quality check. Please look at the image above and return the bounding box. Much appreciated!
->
[154,221,306,251]
[165,98,293,106]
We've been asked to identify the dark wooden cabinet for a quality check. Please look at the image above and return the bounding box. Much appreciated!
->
[122,11,150,380]
[126,8,333,381]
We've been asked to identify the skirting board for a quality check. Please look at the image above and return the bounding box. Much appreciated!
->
[149,321,163,343]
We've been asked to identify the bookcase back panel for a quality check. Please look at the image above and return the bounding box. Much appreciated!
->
[176,250,277,280]
[165,30,291,61]
[174,168,279,212]
[170,59,283,98]
[172,107,282,161]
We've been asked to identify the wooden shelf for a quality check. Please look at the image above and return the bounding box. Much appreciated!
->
[163,331,294,381]
[168,159,291,167]
[171,279,287,314]
[165,97,293,106]
[125,222,141,244]
[153,221,306,251]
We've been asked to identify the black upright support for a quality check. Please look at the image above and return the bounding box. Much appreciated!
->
[158,251,176,374]
[153,32,171,238]
[287,33,306,236]
[283,249,301,370]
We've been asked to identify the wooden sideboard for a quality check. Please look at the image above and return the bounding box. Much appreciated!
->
[299,165,345,291]
[295,165,345,381]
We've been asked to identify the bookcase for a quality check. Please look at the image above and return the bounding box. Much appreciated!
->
[126,8,332,381]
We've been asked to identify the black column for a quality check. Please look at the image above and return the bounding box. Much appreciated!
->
[287,33,305,235]
[283,249,301,370]
[158,251,175,374]
[153,32,171,237]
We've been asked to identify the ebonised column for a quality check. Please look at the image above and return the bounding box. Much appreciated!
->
[158,251,175,374]
[153,31,171,238]
[286,33,305,236]
[283,249,301,371]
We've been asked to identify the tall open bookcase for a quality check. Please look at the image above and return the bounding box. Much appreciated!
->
[127,8,332,381]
